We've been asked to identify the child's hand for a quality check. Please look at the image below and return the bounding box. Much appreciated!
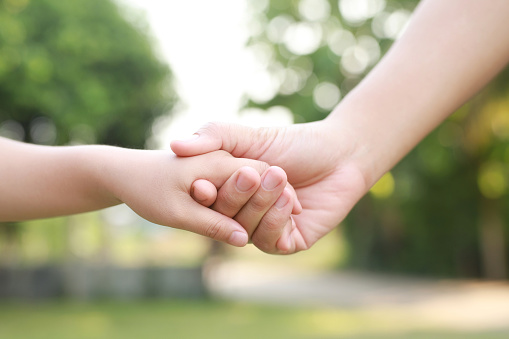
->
[105,149,295,247]
[0,137,299,250]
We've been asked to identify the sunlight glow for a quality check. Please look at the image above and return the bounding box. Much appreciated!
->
[120,0,292,150]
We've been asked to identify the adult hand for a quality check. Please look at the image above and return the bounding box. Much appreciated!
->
[175,0,509,254]
[171,120,368,254]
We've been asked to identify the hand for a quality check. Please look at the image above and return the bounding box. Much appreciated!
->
[171,120,369,254]
[104,149,286,247]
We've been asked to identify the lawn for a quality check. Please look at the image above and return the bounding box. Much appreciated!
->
[0,299,507,339]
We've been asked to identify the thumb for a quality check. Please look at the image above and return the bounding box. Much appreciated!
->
[177,197,249,247]
[170,122,261,158]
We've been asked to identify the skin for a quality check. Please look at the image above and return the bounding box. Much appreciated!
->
[192,166,301,253]
[174,0,509,254]
[0,136,300,247]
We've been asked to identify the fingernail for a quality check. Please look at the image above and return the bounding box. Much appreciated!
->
[275,192,290,209]
[236,172,255,192]
[228,231,248,247]
[179,134,199,142]
[262,168,283,190]
[190,186,206,202]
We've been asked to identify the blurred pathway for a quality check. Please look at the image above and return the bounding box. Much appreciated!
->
[206,261,509,332]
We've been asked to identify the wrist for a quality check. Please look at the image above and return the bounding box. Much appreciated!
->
[324,105,386,191]
[78,145,126,206]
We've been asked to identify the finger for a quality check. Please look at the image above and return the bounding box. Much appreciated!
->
[234,166,287,237]
[251,188,294,254]
[212,166,261,217]
[175,195,249,247]
[276,217,297,253]
[187,152,301,217]
[286,183,302,215]
[191,151,269,188]
[191,179,217,207]
[170,122,265,158]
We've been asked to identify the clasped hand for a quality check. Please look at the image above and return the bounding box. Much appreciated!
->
[173,119,368,255]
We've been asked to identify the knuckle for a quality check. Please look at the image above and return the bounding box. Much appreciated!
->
[248,193,275,213]
[252,236,270,253]
[200,121,222,134]
[200,121,229,140]
[262,213,286,233]
[255,160,270,174]
[204,218,224,240]
[216,190,241,215]
[252,234,276,254]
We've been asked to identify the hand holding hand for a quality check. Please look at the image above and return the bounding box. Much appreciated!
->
[171,120,369,254]
[103,148,297,247]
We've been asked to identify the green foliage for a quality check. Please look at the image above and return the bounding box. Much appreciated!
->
[247,0,509,278]
[245,0,418,121]
[0,0,175,147]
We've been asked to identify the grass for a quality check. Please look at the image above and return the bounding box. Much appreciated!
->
[0,299,507,339]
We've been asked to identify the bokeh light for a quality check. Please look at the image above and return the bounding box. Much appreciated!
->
[30,117,57,145]
[283,22,322,55]
[267,15,294,43]
[313,82,341,111]
[298,0,331,22]
[328,29,356,56]
[384,10,412,39]
[357,35,381,65]
[369,171,395,198]
[279,67,306,95]
[340,45,370,75]
[0,120,24,141]
[246,68,280,103]
[339,0,386,25]
[478,162,507,199]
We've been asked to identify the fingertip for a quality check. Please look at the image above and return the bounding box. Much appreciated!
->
[228,230,249,247]
[261,166,287,191]
[170,135,198,155]
[269,166,287,181]
[275,188,291,209]
[291,196,303,215]
[275,220,294,253]
[170,132,220,157]
[236,166,261,193]
[276,235,290,253]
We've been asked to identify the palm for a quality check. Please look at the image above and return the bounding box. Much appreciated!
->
[289,166,365,251]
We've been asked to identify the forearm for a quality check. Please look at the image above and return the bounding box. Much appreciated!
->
[328,0,509,187]
[0,137,123,221]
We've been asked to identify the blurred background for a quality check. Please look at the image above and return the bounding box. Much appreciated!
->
[1,0,509,338]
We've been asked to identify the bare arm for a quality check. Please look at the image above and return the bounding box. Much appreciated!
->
[0,137,120,220]
[330,0,509,187]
